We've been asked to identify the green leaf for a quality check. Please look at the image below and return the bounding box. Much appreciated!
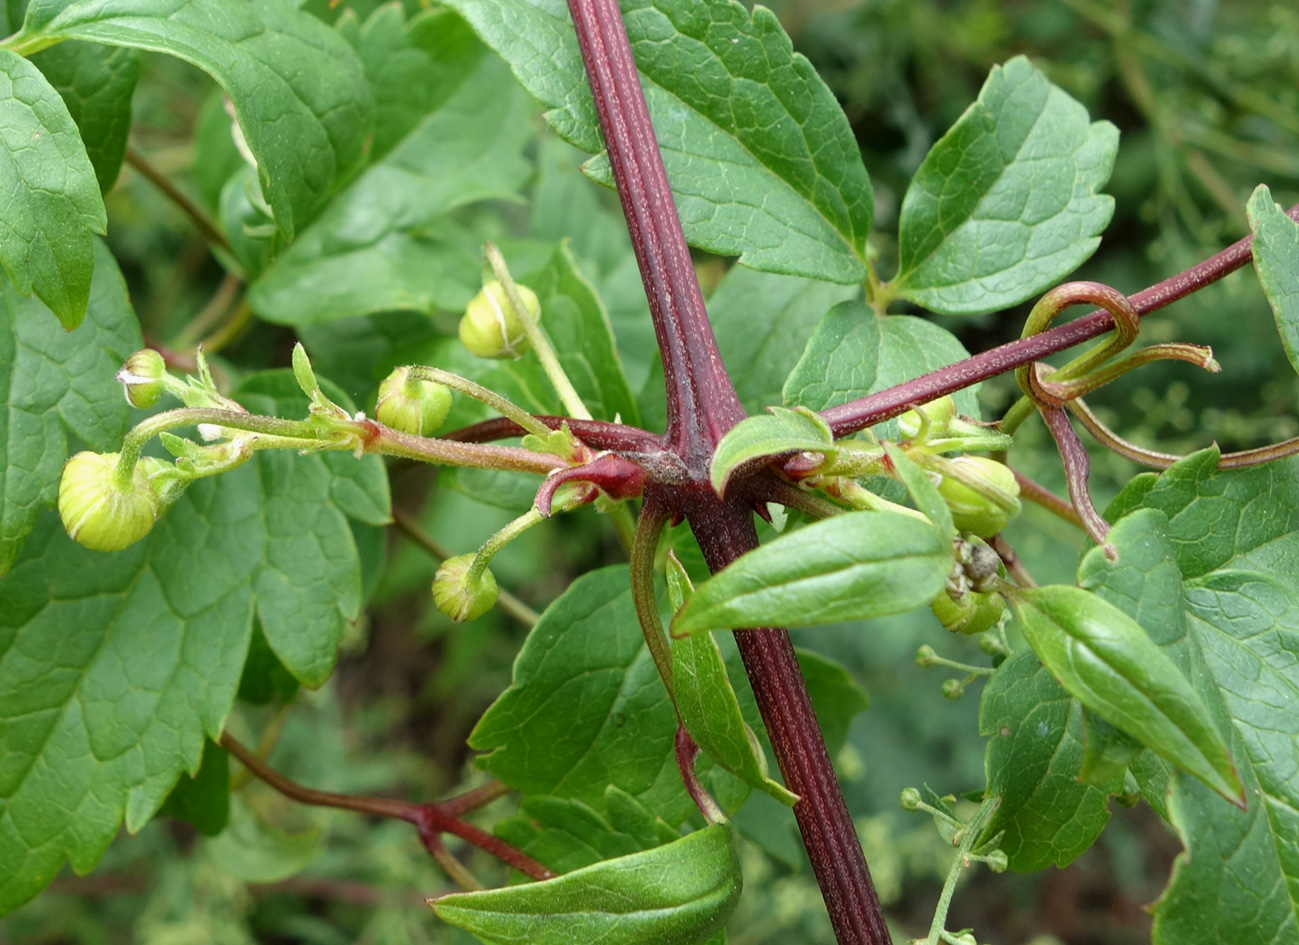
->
[527,242,639,424]
[671,511,951,635]
[1153,572,1299,945]
[891,56,1117,315]
[0,239,139,575]
[446,0,873,284]
[204,796,321,883]
[0,46,106,329]
[670,558,797,806]
[783,303,980,431]
[1103,451,1299,943]
[495,789,675,875]
[0,390,379,911]
[709,406,834,496]
[33,0,373,240]
[883,443,954,538]
[1246,184,1299,377]
[980,650,1120,871]
[1008,584,1243,805]
[250,53,533,325]
[469,566,696,826]
[709,266,859,416]
[30,41,138,193]
[159,739,229,838]
[433,823,741,945]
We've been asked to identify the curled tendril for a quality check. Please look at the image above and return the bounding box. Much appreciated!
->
[1015,281,1140,400]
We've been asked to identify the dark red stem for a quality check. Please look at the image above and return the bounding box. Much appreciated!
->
[821,204,1299,437]
[689,497,892,945]
[443,415,662,452]
[568,0,744,469]
[219,733,553,881]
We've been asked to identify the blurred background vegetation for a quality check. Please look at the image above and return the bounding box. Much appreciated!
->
[3,1,1296,943]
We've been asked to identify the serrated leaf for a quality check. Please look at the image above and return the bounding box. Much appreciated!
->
[0,46,106,328]
[0,239,139,575]
[671,511,951,635]
[30,41,138,193]
[891,56,1117,315]
[433,823,741,945]
[1008,584,1243,805]
[527,241,639,424]
[1102,451,1299,943]
[980,649,1121,871]
[783,303,980,434]
[1246,184,1299,377]
[709,406,835,496]
[32,0,372,240]
[469,566,697,826]
[159,739,229,838]
[251,51,533,325]
[0,381,380,911]
[446,0,873,284]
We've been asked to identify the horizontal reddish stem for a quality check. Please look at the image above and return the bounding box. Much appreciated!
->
[822,204,1299,437]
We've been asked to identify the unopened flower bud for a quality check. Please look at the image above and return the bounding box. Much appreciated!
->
[931,589,1005,635]
[897,396,957,440]
[375,367,452,436]
[936,456,1021,537]
[116,349,168,408]
[900,787,922,811]
[915,644,937,667]
[459,281,541,359]
[58,452,161,551]
[941,678,966,700]
[432,553,500,621]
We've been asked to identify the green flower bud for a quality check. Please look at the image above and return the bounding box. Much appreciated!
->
[116,349,168,408]
[930,589,1006,635]
[915,644,937,667]
[58,451,161,551]
[459,281,542,359]
[980,849,1009,873]
[375,367,452,436]
[936,456,1021,537]
[897,395,957,440]
[899,787,922,811]
[941,678,966,700]
[432,553,500,622]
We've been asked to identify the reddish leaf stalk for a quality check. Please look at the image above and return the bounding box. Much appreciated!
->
[219,733,553,882]
[820,204,1299,438]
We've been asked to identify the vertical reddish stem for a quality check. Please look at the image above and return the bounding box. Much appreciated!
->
[690,500,892,945]
[568,0,744,467]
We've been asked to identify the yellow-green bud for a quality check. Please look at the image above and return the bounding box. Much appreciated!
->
[459,281,541,359]
[930,589,1006,635]
[897,395,957,440]
[116,349,168,408]
[432,553,500,621]
[941,678,966,700]
[899,787,922,811]
[58,452,161,551]
[375,367,452,436]
[936,456,1021,537]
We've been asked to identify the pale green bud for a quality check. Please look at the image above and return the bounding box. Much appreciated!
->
[116,349,168,409]
[375,367,452,436]
[432,553,500,621]
[897,395,957,439]
[459,281,541,359]
[900,787,922,811]
[936,456,1021,537]
[58,451,161,551]
[930,589,1006,635]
